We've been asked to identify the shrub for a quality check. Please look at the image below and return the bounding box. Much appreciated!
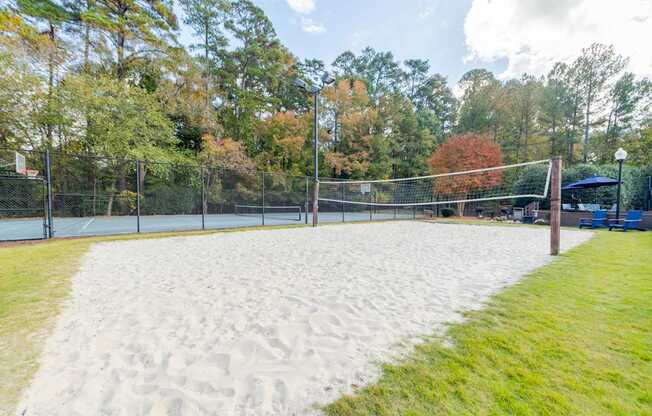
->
[441,207,456,217]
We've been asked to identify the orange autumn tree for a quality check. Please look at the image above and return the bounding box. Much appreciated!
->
[322,79,382,178]
[256,111,309,175]
[428,134,503,216]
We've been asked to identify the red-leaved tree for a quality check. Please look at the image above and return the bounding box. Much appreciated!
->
[429,134,503,216]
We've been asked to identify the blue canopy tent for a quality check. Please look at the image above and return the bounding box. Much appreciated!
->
[562,176,620,190]
[562,175,620,210]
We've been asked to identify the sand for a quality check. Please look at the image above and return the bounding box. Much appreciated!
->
[17,222,592,416]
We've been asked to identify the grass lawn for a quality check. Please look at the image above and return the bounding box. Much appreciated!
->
[0,225,303,414]
[325,230,652,416]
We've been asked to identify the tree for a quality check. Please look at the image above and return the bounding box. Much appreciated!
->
[84,0,178,80]
[322,79,389,178]
[511,74,543,160]
[331,47,403,103]
[15,0,76,146]
[403,58,429,103]
[429,134,503,216]
[332,50,357,78]
[256,111,309,175]
[574,43,627,161]
[219,0,293,150]
[623,119,652,166]
[562,61,585,164]
[60,75,178,212]
[417,74,457,141]
[540,63,569,157]
[179,0,230,132]
[199,134,257,212]
[0,47,42,146]
[456,69,498,134]
[605,73,651,140]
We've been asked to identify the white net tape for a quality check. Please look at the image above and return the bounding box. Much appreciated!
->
[319,159,552,207]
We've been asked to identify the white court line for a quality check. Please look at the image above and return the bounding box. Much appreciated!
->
[79,217,95,233]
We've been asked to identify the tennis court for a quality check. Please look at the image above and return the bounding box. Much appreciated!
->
[0,209,420,241]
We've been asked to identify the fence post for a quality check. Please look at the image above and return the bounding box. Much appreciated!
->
[136,160,141,233]
[305,176,309,224]
[261,172,265,226]
[550,156,561,255]
[342,183,345,222]
[44,149,53,238]
[41,177,47,239]
[369,183,373,221]
[201,166,206,230]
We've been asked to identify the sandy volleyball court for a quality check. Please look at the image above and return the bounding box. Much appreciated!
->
[17,222,591,415]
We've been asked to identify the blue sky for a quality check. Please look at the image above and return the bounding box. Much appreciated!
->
[175,0,506,85]
[176,0,652,84]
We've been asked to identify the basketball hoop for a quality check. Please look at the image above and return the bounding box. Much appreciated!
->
[25,169,39,177]
[15,152,26,175]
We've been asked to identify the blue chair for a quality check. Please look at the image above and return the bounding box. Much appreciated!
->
[608,210,643,232]
[579,210,608,229]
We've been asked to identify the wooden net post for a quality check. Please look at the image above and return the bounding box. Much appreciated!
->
[550,156,562,255]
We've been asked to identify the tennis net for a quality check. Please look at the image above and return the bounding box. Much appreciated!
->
[234,204,303,222]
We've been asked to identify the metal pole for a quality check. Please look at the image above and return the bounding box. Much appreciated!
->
[136,160,141,233]
[312,90,320,227]
[305,176,309,224]
[615,160,623,222]
[342,183,345,222]
[550,156,562,256]
[369,183,373,221]
[201,166,206,230]
[262,171,265,226]
[42,177,47,239]
[44,149,53,238]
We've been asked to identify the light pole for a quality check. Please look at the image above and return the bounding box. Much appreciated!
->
[293,72,335,226]
[614,147,627,222]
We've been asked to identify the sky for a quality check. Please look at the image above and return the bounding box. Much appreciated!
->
[176,0,652,85]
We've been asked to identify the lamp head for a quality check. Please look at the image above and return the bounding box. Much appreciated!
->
[321,72,336,85]
[293,78,308,91]
[614,147,628,162]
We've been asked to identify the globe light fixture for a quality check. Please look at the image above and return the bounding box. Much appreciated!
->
[614,148,627,222]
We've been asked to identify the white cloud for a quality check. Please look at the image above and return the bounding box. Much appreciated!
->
[301,17,326,33]
[464,0,652,78]
[286,0,315,14]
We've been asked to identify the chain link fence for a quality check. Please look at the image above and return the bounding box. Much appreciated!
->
[1,148,429,242]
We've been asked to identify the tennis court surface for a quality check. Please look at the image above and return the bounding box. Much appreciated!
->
[0,209,420,241]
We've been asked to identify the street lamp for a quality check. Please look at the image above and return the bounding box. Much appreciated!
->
[614,147,627,222]
[293,72,335,226]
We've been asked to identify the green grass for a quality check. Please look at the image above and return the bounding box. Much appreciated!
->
[324,230,652,416]
[0,224,304,414]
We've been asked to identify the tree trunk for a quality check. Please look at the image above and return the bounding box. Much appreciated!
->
[83,1,91,73]
[583,87,593,162]
[204,16,210,129]
[106,194,114,216]
[46,23,56,147]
